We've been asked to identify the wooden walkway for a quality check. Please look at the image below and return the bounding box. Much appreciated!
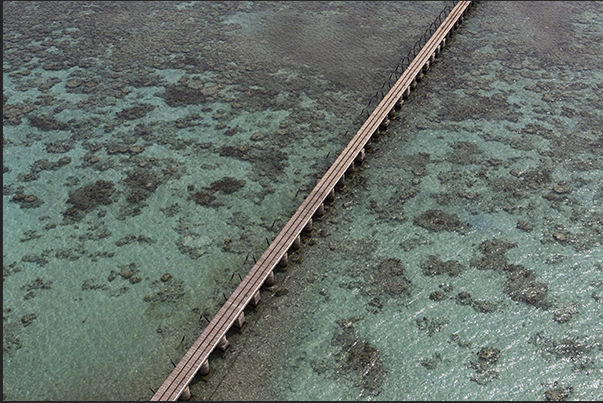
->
[151,1,472,400]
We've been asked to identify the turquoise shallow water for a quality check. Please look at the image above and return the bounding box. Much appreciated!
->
[3,1,449,401]
[3,1,603,401]
[260,2,603,401]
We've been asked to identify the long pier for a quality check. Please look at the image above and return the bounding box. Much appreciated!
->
[151,1,472,400]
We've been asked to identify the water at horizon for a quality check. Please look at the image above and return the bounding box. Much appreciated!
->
[3,1,602,401]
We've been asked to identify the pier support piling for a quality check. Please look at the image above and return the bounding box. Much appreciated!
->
[346,162,356,176]
[355,148,365,163]
[179,386,191,401]
[278,252,289,268]
[292,234,301,250]
[233,312,246,330]
[326,188,335,203]
[216,336,229,352]
[199,359,210,376]
[314,202,325,218]
[264,271,275,287]
[303,219,313,233]
[248,290,261,308]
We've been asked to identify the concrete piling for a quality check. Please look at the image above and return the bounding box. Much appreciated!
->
[179,386,191,401]
[216,336,229,352]
[199,359,210,376]
[233,312,246,329]
[303,219,313,233]
[249,290,261,307]
[292,234,301,250]
[314,202,325,218]
[346,162,356,175]
[278,252,289,267]
[326,188,335,203]
[264,271,275,287]
[355,148,365,163]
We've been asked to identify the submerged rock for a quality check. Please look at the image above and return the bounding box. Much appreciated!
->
[503,264,549,308]
[545,385,573,401]
[208,177,246,194]
[115,104,155,120]
[29,114,69,131]
[11,192,43,209]
[416,316,449,337]
[123,168,162,203]
[420,352,443,370]
[20,278,52,291]
[456,291,473,306]
[421,255,464,277]
[455,291,501,313]
[552,305,578,324]
[65,78,83,88]
[21,313,37,327]
[471,238,517,271]
[552,182,570,194]
[414,209,463,232]
[477,347,501,364]
[64,180,115,221]
[468,346,501,385]
[189,191,217,207]
[373,258,412,297]
[163,84,209,107]
[447,141,483,165]
[529,331,600,373]
[429,291,445,301]
[333,322,386,393]
[143,278,185,303]
[516,220,534,232]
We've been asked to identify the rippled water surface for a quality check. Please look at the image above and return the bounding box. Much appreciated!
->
[3,1,602,401]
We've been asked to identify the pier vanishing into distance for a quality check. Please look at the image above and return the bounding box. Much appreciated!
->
[151,1,473,400]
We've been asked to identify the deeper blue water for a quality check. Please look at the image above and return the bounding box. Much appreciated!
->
[3,1,602,401]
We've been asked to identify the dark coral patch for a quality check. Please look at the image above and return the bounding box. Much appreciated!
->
[162,84,208,107]
[421,255,464,277]
[208,177,246,194]
[503,264,549,308]
[189,191,217,207]
[414,209,463,232]
[115,104,155,120]
[123,169,160,204]
[29,114,69,131]
[374,258,412,297]
[63,180,115,221]
[471,238,517,271]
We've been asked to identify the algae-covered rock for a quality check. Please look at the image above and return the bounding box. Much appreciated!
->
[414,209,463,232]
